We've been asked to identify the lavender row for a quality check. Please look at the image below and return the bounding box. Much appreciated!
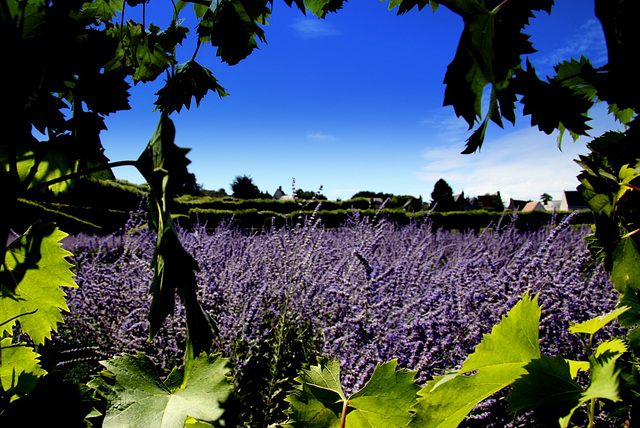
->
[60,211,622,399]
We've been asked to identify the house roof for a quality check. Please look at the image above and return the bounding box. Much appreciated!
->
[453,192,471,206]
[507,198,529,211]
[522,201,546,212]
[477,192,503,209]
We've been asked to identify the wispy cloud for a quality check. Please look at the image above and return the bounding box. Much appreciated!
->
[531,19,608,77]
[307,131,337,141]
[291,17,340,38]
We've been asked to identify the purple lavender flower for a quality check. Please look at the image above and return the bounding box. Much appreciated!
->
[57,211,622,426]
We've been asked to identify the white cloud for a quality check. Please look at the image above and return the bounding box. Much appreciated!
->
[291,17,340,38]
[416,126,590,202]
[307,131,337,141]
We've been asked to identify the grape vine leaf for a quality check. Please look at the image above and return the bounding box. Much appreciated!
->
[506,355,583,425]
[155,60,229,115]
[387,0,438,15]
[0,222,77,345]
[11,139,78,194]
[83,0,124,21]
[441,0,551,153]
[566,359,590,379]
[568,306,630,337]
[348,359,421,426]
[198,0,272,66]
[305,0,345,18]
[509,339,624,427]
[0,338,47,399]
[184,416,216,427]
[284,357,420,427]
[410,293,541,427]
[135,113,216,378]
[611,237,640,294]
[595,338,628,358]
[513,61,594,137]
[88,353,232,428]
[105,20,186,83]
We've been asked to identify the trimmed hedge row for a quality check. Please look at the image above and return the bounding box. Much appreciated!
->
[18,179,593,235]
[173,197,375,215]
[186,207,594,232]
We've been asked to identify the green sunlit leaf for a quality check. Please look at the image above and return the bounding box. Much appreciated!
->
[184,416,216,427]
[0,223,77,345]
[566,359,590,378]
[284,357,419,427]
[0,338,47,398]
[12,142,77,194]
[410,293,541,427]
[595,338,627,358]
[88,353,232,428]
[348,359,420,426]
[568,306,629,336]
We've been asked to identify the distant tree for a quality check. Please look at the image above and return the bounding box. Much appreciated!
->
[201,188,228,198]
[430,179,456,212]
[295,189,327,200]
[231,175,264,199]
[540,193,553,205]
[350,191,394,200]
[177,172,203,196]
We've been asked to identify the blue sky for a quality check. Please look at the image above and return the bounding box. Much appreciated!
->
[101,0,621,202]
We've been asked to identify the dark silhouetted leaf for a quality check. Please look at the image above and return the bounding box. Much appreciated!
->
[155,60,228,114]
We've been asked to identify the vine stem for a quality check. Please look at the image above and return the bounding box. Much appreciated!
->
[588,397,596,427]
[28,160,138,191]
[491,0,513,14]
[340,399,348,428]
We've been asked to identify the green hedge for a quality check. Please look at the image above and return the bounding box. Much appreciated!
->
[188,207,594,232]
[19,178,594,234]
[175,197,372,215]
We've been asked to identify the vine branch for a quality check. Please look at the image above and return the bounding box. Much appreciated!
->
[29,160,139,191]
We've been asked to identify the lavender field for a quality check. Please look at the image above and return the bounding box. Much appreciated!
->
[56,210,623,426]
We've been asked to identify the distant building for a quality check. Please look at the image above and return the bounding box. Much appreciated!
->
[273,186,295,201]
[544,200,561,211]
[507,198,529,211]
[477,192,504,211]
[560,191,588,211]
[402,196,424,211]
[453,191,472,211]
[273,186,285,200]
[368,198,385,208]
